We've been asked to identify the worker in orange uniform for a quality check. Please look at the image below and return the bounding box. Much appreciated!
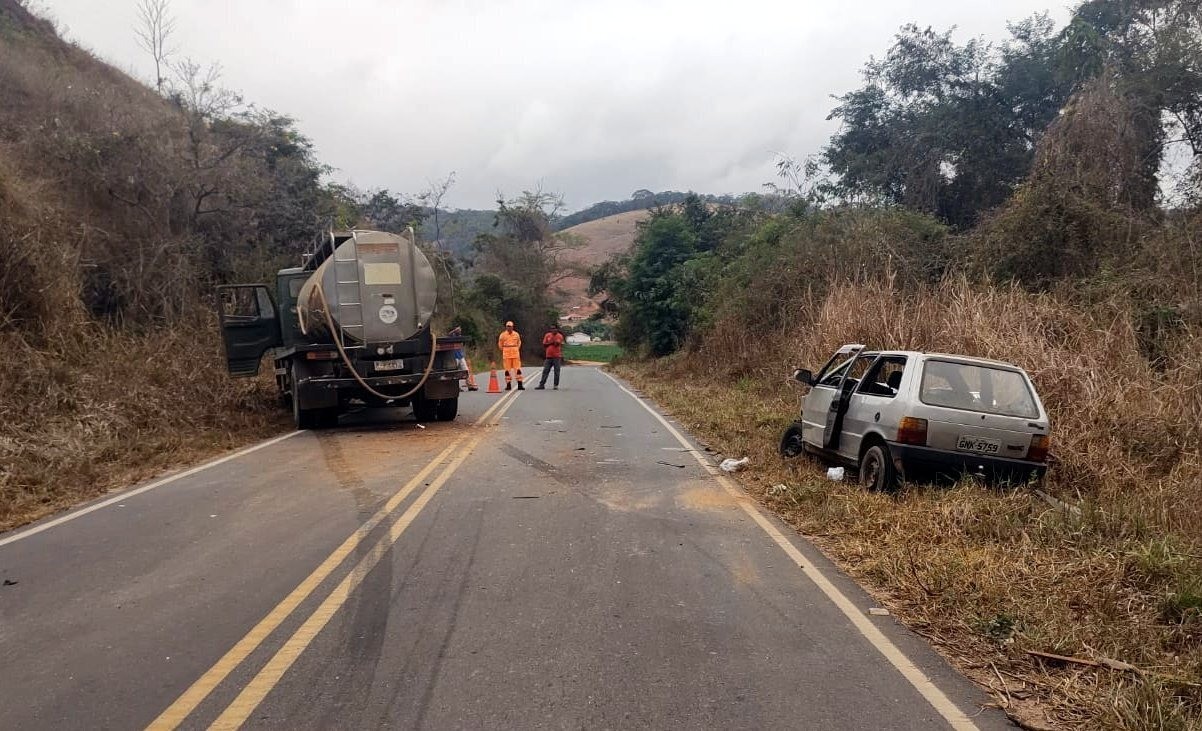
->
[497,320,524,390]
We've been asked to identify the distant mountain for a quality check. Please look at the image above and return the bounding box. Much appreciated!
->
[416,208,496,258]
[553,191,736,231]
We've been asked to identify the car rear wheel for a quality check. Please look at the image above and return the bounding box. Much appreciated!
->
[860,444,900,492]
[779,424,805,458]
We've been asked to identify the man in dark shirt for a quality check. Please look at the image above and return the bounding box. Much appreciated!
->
[535,324,566,390]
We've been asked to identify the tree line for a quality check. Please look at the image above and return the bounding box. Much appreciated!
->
[599,0,1202,360]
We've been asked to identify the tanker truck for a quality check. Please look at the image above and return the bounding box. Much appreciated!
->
[216,229,467,429]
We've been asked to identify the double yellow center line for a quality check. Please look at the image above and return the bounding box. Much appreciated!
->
[149,391,521,730]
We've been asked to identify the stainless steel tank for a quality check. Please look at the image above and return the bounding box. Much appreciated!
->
[297,230,437,345]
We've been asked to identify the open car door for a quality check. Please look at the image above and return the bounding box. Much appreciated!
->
[821,343,865,450]
[218,284,282,377]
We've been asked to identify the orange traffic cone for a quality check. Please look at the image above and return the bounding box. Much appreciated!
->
[486,366,502,394]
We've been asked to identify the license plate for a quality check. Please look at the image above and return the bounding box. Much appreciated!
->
[374,359,404,372]
[956,435,1001,454]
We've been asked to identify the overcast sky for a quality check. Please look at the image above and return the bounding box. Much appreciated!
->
[44,0,1071,211]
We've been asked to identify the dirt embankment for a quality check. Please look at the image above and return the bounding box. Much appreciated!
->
[0,2,297,530]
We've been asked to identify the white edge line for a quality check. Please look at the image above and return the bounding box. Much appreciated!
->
[600,370,979,731]
[0,430,305,548]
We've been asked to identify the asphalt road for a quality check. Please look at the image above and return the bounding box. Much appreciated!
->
[0,366,1008,730]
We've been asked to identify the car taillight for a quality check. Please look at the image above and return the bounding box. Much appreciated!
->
[897,416,928,445]
[305,351,338,360]
[1027,434,1051,462]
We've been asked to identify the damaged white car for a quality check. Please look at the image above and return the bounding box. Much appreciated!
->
[780,344,1051,491]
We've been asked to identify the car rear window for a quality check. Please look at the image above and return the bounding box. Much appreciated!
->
[919,360,1039,418]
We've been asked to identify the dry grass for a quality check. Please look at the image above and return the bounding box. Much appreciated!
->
[0,319,288,532]
[0,2,302,531]
[617,278,1202,730]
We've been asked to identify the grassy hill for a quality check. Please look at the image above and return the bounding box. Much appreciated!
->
[553,210,648,316]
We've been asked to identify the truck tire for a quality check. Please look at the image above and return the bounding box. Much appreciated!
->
[435,397,458,422]
[860,443,901,492]
[291,361,338,430]
[293,388,320,429]
[412,394,437,423]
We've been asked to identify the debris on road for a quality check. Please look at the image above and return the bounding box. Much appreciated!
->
[826,467,845,481]
[868,607,890,616]
[3,579,17,586]
[657,460,686,469]
[719,457,749,472]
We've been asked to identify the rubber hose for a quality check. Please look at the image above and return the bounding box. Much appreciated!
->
[313,281,438,402]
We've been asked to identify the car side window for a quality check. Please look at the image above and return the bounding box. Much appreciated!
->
[844,355,874,391]
[817,358,852,387]
[857,356,907,397]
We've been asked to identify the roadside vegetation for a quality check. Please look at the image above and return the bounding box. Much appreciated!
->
[564,343,622,363]
[603,3,1202,728]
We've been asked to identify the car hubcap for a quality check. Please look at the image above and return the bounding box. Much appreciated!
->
[864,454,880,488]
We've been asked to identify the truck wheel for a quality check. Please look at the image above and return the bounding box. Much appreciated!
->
[290,361,332,430]
[435,397,458,422]
[292,390,319,429]
[860,443,901,492]
[779,424,805,458]
[412,394,437,423]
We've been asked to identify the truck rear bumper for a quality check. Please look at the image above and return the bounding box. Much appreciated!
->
[890,443,1046,484]
[304,369,468,391]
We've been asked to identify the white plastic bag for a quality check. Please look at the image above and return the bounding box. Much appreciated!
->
[826,467,845,481]
[719,457,749,473]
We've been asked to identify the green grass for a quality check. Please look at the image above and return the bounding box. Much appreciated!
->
[565,343,623,363]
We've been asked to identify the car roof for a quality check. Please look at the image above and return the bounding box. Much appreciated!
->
[852,350,1022,370]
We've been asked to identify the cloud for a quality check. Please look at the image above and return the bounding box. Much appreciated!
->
[49,0,1071,210]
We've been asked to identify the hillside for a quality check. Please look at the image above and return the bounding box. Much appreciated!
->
[553,209,648,318]
[553,191,735,231]
[0,0,323,529]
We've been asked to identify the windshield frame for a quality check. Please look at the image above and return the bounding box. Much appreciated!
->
[918,358,1040,419]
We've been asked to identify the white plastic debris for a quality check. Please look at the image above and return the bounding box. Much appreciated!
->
[826,467,845,481]
[719,457,749,473]
[868,607,890,616]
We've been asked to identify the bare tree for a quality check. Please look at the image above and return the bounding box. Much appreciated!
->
[134,0,175,92]
[419,171,456,245]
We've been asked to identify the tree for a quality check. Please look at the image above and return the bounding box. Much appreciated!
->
[419,171,456,245]
[134,0,174,93]
[1058,0,1202,209]
[824,18,1072,228]
[360,189,424,233]
[468,190,580,356]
